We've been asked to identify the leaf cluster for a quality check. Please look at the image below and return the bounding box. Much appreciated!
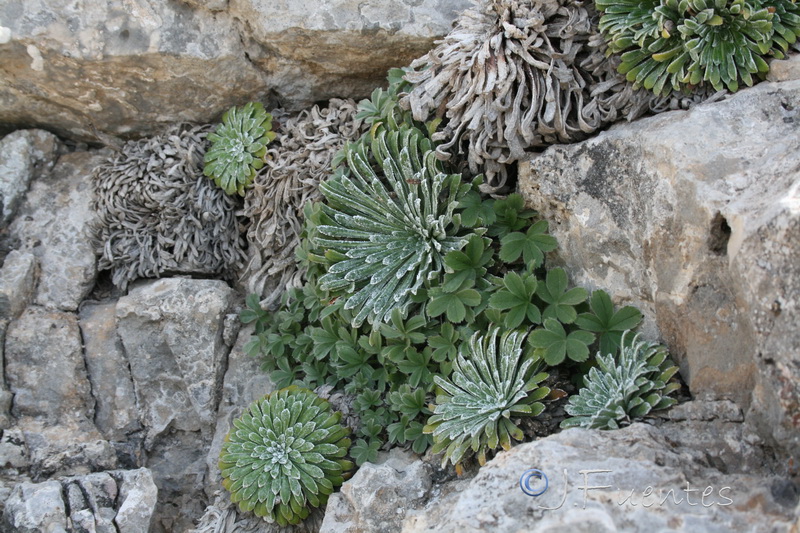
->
[597,0,800,95]
[561,331,681,429]
[204,102,277,195]
[239,73,661,472]
[424,328,550,467]
[219,386,353,525]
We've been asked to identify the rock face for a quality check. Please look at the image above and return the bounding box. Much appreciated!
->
[354,404,796,533]
[115,278,237,531]
[5,306,93,423]
[0,129,60,225]
[2,468,157,533]
[321,449,433,533]
[518,79,800,460]
[0,251,37,321]
[0,0,270,141]
[0,0,470,142]
[116,278,236,444]
[231,0,472,109]
[9,151,103,311]
[79,302,142,443]
[205,324,273,496]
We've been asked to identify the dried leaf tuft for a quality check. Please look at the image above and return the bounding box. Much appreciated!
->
[240,99,365,307]
[91,124,247,289]
[402,0,720,192]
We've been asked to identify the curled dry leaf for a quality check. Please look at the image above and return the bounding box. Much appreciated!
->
[240,98,365,307]
[402,0,720,192]
[91,124,247,290]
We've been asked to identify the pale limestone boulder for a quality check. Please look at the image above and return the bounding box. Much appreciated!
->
[79,301,142,442]
[0,0,469,142]
[231,0,472,109]
[518,80,800,459]
[0,251,37,321]
[5,306,93,423]
[1,468,157,533]
[114,278,236,531]
[205,324,273,496]
[0,0,269,141]
[399,417,796,533]
[9,151,104,311]
[320,448,432,533]
[115,278,236,444]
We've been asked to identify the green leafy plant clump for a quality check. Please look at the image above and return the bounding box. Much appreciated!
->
[219,386,353,525]
[424,328,550,467]
[204,102,277,195]
[598,0,800,95]
[238,74,672,472]
[315,126,472,327]
[561,331,681,429]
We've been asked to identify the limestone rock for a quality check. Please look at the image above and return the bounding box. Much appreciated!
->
[115,278,236,444]
[9,151,103,311]
[0,0,269,142]
[2,480,67,533]
[0,129,60,225]
[400,421,797,533]
[518,80,800,459]
[22,419,118,479]
[0,320,12,428]
[321,448,432,533]
[64,472,118,532]
[0,429,30,470]
[0,468,156,533]
[79,301,142,442]
[5,306,93,423]
[231,0,472,110]
[115,278,235,532]
[0,1,469,142]
[205,324,273,496]
[114,468,158,533]
[0,251,37,321]
[768,55,800,82]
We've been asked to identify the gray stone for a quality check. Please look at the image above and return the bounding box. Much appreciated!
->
[768,55,800,82]
[0,428,29,470]
[0,468,156,533]
[114,468,158,533]
[665,399,744,423]
[205,324,273,495]
[231,0,473,110]
[22,420,117,479]
[5,306,93,423]
[0,251,37,321]
[115,278,236,445]
[9,152,103,311]
[0,1,470,142]
[400,422,797,533]
[0,319,12,428]
[2,480,67,533]
[79,301,141,442]
[518,80,800,459]
[66,472,118,533]
[0,129,60,224]
[145,430,208,533]
[320,448,432,533]
[0,0,269,142]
